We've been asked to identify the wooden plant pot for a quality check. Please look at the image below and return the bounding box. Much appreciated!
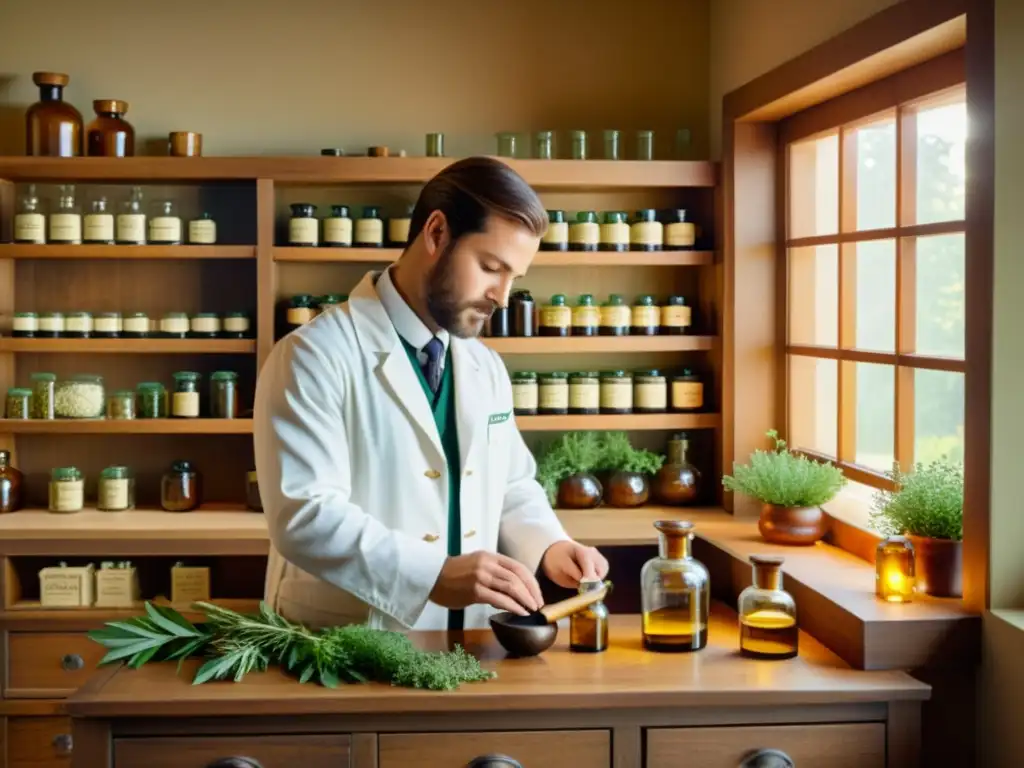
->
[556,473,603,509]
[604,471,649,508]
[758,503,828,546]
[907,534,963,597]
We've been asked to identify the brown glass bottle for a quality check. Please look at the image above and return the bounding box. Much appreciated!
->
[653,432,701,505]
[25,72,83,157]
[0,450,24,514]
[161,460,202,512]
[87,100,135,157]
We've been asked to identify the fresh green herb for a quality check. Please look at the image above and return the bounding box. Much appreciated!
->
[593,431,665,475]
[534,431,604,504]
[87,601,495,690]
[721,429,846,507]
[870,458,963,541]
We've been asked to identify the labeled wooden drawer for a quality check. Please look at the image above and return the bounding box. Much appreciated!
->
[114,734,351,768]
[7,716,74,768]
[647,723,886,768]
[379,730,610,768]
[7,632,108,698]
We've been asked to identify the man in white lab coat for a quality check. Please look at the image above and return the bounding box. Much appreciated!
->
[254,157,609,632]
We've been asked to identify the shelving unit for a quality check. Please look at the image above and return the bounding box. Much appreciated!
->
[0,338,255,353]
[0,244,256,260]
[0,418,253,434]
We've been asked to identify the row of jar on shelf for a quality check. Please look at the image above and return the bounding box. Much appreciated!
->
[12,185,218,245]
[4,371,243,420]
[39,562,213,611]
[483,128,693,162]
[7,310,251,339]
[512,369,704,416]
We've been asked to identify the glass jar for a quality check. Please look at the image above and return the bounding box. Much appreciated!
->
[599,294,629,336]
[106,390,136,420]
[161,311,190,338]
[426,132,445,158]
[672,369,704,411]
[54,374,105,419]
[599,211,629,252]
[288,203,319,246]
[12,312,38,338]
[510,290,535,337]
[570,579,610,653]
[64,311,92,339]
[5,388,31,420]
[31,372,56,419]
[86,99,134,157]
[26,72,83,157]
[636,129,655,161]
[93,311,121,338]
[14,185,45,244]
[49,185,82,244]
[149,200,182,245]
[631,209,663,251]
[570,130,588,160]
[538,372,569,416]
[631,295,660,335]
[188,212,217,244]
[511,371,538,416]
[0,450,24,514]
[496,132,518,158]
[539,294,571,337]
[117,186,146,245]
[540,210,568,252]
[641,520,710,652]
[634,369,668,413]
[738,555,798,660]
[83,197,115,243]
[211,371,239,419]
[97,465,135,511]
[136,382,168,418]
[569,211,599,252]
[876,536,916,603]
[600,370,633,414]
[123,312,150,338]
[49,467,85,513]
[535,131,554,160]
[222,312,250,338]
[322,205,352,247]
[354,206,384,247]
[190,313,221,338]
[653,432,701,506]
[661,295,691,335]
[172,372,202,418]
[246,470,263,512]
[388,205,414,247]
[161,460,201,512]
[37,311,64,338]
[287,295,316,329]
[572,294,599,337]
[569,372,600,415]
[603,129,621,161]
[663,209,697,250]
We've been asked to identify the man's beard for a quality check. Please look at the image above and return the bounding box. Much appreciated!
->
[425,245,496,338]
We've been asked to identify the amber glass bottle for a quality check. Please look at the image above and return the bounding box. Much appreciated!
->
[0,450,24,514]
[87,100,135,157]
[640,520,710,652]
[25,72,83,157]
[738,555,798,660]
[653,432,701,505]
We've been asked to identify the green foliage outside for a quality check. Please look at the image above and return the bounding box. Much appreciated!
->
[869,458,964,541]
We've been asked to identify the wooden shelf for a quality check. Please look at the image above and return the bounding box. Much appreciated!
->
[0,598,262,631]
[274,246,714,267]
[0,338,256,354]
[0,244,255,260]
[483,335,714,354]
[515,413,719,431]
[0,419,252,435]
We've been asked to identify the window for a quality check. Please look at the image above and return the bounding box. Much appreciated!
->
[783,85,966,490]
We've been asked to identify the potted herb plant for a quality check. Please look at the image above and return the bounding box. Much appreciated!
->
[869,458,963,598]
[722,430,847,545]
[534,431,604,509]
[594,432,665,508]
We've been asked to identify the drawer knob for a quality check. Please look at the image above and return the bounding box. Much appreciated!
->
[205,760,264,768]
[61,653,84,671]
[52,733,73,755]
[467,755,524,768]
[740,748,795,768]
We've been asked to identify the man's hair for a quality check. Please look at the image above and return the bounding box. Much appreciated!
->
[408,157,547,247]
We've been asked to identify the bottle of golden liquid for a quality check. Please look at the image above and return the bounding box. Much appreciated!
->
[569,578,610,653]
[737,554,798,660]
[640,520,710,652]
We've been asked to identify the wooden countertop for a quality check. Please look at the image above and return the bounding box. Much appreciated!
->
[65,606,929,719]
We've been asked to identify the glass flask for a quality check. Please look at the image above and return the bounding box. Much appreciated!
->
[737,554,799,660]
[640,520,710,652]
[86,99,135,157]
[25,72,83,157]
[0,449,24,514]
[14,184,45,244]
[570,579,610,653]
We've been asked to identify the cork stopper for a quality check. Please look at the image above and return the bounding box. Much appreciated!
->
[93,99,128,115]
[33,72,69,87]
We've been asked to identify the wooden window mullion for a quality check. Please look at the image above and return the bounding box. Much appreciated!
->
[895,108,919,470]
[837,127,858,463]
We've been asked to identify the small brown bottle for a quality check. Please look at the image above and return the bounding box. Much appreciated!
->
[25,72,83,157]
[86,99,135,157]
[653,432,701,505]
[0,450,24,514]
[570,579,610,653]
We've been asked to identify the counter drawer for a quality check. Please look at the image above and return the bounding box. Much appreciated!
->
[7,716,75,768]
[646,723,886,768]
[379,730,610,768]
[114,734,351,767]
[6,632,108,698]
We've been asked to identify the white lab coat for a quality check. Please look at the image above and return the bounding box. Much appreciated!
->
[253,270,571,632]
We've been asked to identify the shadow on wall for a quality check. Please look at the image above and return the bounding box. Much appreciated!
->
[0,73,26,154]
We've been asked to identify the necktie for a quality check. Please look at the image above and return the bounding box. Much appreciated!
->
[423,336,444,393]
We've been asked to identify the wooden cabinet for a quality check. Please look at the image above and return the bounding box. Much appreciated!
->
[7,716,74,768]
[6,633,108,698]
[114,734,351,768]
[378,730,610,768]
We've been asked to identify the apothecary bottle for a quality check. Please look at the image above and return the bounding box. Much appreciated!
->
[123,312,150,338]
[116,186,146,245]
[136,382,168,418]
[631,295,660,335]
[188,212,217,244]
[511,371,538,416]
[210,371,239,419]
[86,99,134,157]
[49,467,85,514]
[663,209,697,250]
[599,294,629,336]
[600,370,633,414]
[14,185,45,244]
[37,311,64,338]
[388,205,414,247]
[161,312,190,339]
[31,372,56,419]
[569,371,600,415]
[12,312,38,338]
[538,372,569,415]
[671,369,704,412]
[661,295,691,335]
[634,369,667,413]
[572,294,599,337]
[539,294,571,337]
[288,203,318,246]
[222,312,250,338]
[599,211,629,252]
[54,374,105,419]
[172,372,201,418]
[287,295,316,329]
[510,290,535,337]
[322,205,352,247]
[26,72,83,157]
[569,211,599,252]
[570,130,588,160]
[94,311,121,338]
[0,450,24,514]
[653,432,701,506]
[161,460,201,512]
[354,206,384,247]
[640,520,710,652]
[541,210,568,252]
[97,466,135,512]
[5,388,31,420]
[190,312,221,338]
[106,389,136,420]
[49,185,82,244]
[149,201,182,245]
[535,131,554,160]
[570,579,610,653]
[738,555,798,660]
[83,197,114,244]
[64,311,92,338]
[631,209,663,251]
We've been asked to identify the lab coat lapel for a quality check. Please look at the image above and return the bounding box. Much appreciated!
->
[450,339,486,473]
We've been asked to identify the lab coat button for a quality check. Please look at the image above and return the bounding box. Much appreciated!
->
[463,529,477,539]
[423,533,440,542]
[424,469,441,479]
[464,469,474,476]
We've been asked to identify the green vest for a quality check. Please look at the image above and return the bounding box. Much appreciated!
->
[399,339,463,630]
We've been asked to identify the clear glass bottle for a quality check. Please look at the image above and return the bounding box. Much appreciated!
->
[570,130,588,160]
[14,184,46,244]
[640,520,710,652]
[5,388,31,420]
[496,132,517,158]
[149,200,182,245]
[188,212,217,244]
[161,311,190,338]
[116,186,147,245]
[83,197,115,244]
[570,579,610,653]
[172,371,202,418]
[97,465,135,511]
[86,99,134,157]
[210,371,239,419]
[738,555,798,660]
[161,460,201,512]
[636,129,655,160]
[49,185,82,244]
[535,130,554,160]
[603,129,621,160]
[540,210,568,252]
[26,72,83,157]
[49,466,85,513]
[31,372,56,419]
[0,449,24,514]
[106,390,136,420]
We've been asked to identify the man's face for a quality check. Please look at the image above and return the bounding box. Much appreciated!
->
[426,215,539,338]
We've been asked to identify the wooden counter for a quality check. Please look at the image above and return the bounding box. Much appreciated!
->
[66,607,928,768]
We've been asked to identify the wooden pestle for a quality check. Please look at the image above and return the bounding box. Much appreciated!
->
[537,581,612,624]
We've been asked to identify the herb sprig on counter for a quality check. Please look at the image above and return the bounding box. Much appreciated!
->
[87,601,495,690]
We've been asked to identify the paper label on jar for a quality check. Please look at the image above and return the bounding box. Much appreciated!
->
[539,383,569,410]
[388,218,411,244]
[116,213,146,243]
[600,305,631,328]
[355,218,383,244]
[635,381,667,410]
[223,316,250,333]
[41,573,83,606]
[188,219,217,244]
[84,214,114,241]
[49,213,82,242]
[99,479,130,510]
[191,316,221,334]
[286,307,316,326]
[39,316,64,332]
[323,217,352,245]
[540,305,571,328]
[632,305,660,327]
[569,381,599,410]
[512,382,538,411]
[661,305,692,327]
[161,316,190,334]
[149,216,182,242]
[14,213,45,243]
[65,315,93,333]
[13,315,38,332]
[51,480,84,512]
[600,381,633,410]
[569,221,599,246]
[96,571,135,605]
[172,391,200,417]
[665,221,696,247]
[630,220,663,246]
[572,306,599,327]
[672,381,704,409]
[542,221,568,245]
[599,221,630,247]
[288,217,317,245]
[124,316,150,333]
[95,316,121,333]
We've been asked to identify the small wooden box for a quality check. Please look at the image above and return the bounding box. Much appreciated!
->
[95,565,140,608]
[171,565,210,605]
[39,564,95,608]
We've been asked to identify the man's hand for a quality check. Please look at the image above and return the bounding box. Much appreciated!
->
[541,540,610,589]
[429,551,544,616]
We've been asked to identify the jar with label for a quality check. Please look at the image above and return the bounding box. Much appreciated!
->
[188,212,217,244]
[355,206,384,247]
[600,370,633,414]
[149,200,182,244]
[93,311,121,338]
[106,390,136,420]
[161,460,201,512]
[49,185,82,244]
[190,313,221,338]
[210,371,239,418]
[64,311,92,338]
[31,372,56,419]
[599,294,629,336]
[569,372,600,415]
[570,130,588,160]
[49,467,84,513]
[661,295,692,334]
[510,290,536,337]
[599,211,629,252]
[117,186,146,244]
[541,210,568,251]
[14,185,45,244]
[55,374,105,418]
[672,369,704,412]
[37,311,64,338]
[161,311,190,338]
[322,205,352,247]
[287,295,316,329]
[631,209,663,251]
[172,372,202,418]
[634,369,668,413]
[5,388,31,420]
[246,470,263,512]
[630,295,660,336]
[538,372,569,415]
[535,130,554,160]
[540,294,571,337]
[388,205,414,247]
[136,382,168,418]
[83,197,114,244]
[97,466,134,511]
[123,312,150,338]
[12,312,38,338]
[572,294,599,336]
[288,203,318,246]
[569,211,599,252]
[222,312,250,338]
[511,371,538,416]
[663,209,697,250]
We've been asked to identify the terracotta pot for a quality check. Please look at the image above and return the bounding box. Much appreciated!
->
[556,473,603,509]
[907,534,963,598]
[604,471,649,508]
[758,504,828,546]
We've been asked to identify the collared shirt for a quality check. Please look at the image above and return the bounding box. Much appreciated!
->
[376,267,450,374]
